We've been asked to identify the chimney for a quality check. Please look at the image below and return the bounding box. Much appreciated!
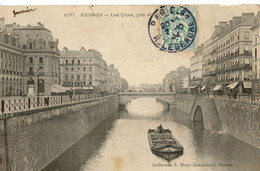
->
[241,13,254,22]
[219,22,228,34]
[37,22,44,27]
[63,47,68,54]
[0,18,4,31]
[229,20,233,29]
[80,47,86,54]
[233,17,242,27]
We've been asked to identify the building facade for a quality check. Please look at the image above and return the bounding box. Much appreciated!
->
[190,44,204,91]
[176,66,190,92]
[163,71,177,92]
[107,64,122,93]
[202,13,255,94]
[0,19,59,96]
[59,47,108,92]
[251,11,260,94]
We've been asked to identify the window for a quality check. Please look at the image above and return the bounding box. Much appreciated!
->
[83,67,86,71]
[39,66,43,71]
[29,42,33,49]
[65,67,68,72]
[71,75,74,80]
[29,67,33,74]
[89,82,92,85]
[89,67,92,71]
[39,57,43,63]
[244,31,249,39]
[71,67,74,71]
[72,60,74,65]
[255,34,258,44]
[244,44,250,51]
[77,67,80,70]
[65,75,68,80]
[89,75,92,80]
[78,60,80,65]
[29,57,33,63]
[83,75,86,80]
[66,60,68,65]
[77,75,80,81]
[255,48,258,62]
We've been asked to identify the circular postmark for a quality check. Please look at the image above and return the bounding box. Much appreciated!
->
[148,6,197,53]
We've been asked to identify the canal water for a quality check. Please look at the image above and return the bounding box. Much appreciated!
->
[44,98,260,171]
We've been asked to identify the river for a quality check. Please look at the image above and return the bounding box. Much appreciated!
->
[43,98,260,171]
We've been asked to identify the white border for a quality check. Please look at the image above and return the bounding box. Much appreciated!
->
[0,0,258,6]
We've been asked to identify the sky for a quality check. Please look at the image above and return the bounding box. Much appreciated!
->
[0,5,259,86]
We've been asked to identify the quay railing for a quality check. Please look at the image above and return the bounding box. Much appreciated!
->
[1,93,117,114]
[177,92,260,103]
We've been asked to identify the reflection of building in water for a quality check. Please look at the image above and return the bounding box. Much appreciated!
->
[0,18,59,96]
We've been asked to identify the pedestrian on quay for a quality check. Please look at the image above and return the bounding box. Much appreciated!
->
[69,88,73,102]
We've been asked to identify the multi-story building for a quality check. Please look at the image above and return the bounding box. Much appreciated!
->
[0,19,59,96]
[59,47,108,92]
[251,12,260,94]
[176,66,190,92]
[107,64,122,93]
[190,44,204,91]
[163,71,177,92]
[202,13,255,94]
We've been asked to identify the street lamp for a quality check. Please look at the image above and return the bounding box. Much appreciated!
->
[71,77,75,97]
[37,68,42,106]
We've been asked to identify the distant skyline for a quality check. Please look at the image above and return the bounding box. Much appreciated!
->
[1,5,259,86]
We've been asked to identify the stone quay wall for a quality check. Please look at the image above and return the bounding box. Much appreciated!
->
[174,94,260,149]
[0,95,118,171]
[214,99,260,149]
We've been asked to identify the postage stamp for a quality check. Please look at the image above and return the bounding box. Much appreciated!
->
[148,6,197,53]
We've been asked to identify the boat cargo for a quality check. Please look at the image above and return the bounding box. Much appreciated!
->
[148,125,183,160]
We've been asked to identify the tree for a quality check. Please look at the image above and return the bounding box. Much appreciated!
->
[121,79,129,91]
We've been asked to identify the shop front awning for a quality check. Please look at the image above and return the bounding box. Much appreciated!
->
[243,82,252,89]
[201,86,206,90]
[213,85,222,91]
[229,82,239,89]
[82,86,94,90]
[226,83,233,88]
[51,84,70,93]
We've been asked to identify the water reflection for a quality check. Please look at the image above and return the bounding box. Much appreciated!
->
[44,98,260,171]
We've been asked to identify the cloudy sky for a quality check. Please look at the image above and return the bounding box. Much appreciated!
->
[1,5,259,86]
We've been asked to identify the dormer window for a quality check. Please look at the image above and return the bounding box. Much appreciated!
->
[38,40,45,50]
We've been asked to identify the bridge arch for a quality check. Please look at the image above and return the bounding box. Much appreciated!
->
[119,92,175,105]
[193,106,203,122]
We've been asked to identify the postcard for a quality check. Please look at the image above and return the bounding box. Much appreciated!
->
[0,5,260,171]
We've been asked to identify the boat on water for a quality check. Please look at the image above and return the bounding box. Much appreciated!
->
[148,124,183,160]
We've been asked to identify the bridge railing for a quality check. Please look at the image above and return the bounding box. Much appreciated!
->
[1,93,118,114]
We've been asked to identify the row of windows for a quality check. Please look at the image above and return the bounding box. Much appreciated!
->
[62,59,92,65]
[0,62,22,72]
[0,50,23,63]
[29,56,44,63]
[64,81,92,86]
[64,66,92,72]
[65,74,92,80]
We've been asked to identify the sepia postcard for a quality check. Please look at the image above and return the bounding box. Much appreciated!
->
[0,5,260,171]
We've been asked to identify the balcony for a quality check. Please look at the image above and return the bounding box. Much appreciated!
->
[215,64,252,74]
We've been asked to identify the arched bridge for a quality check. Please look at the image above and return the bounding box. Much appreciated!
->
[119,92,175,105]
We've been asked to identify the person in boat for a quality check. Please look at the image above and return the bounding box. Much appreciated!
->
[157,124,164,133]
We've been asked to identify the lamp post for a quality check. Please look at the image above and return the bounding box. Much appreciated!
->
[37,68,42,106]
[71,77,75,97]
